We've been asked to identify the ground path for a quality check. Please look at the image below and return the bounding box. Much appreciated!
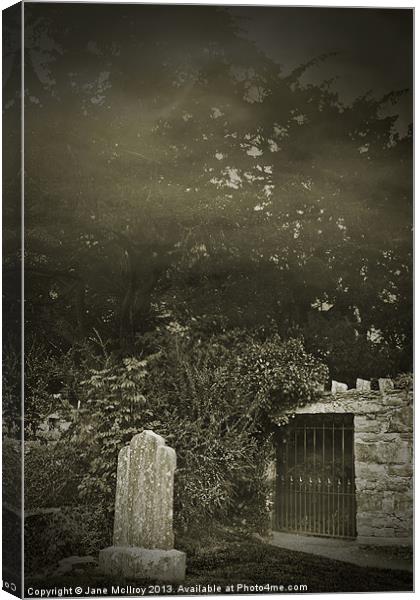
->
[268,531,413,573]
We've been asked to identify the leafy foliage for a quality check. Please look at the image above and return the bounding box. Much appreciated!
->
[1,4,410,382]
[2,439,21,508]
[2,348,21,439]
[76,329,327,531]
[4,337,109,438]
[393,372,413,391]
[226,335,328,417]
[24,440,89,510]
[76,357,150,506]
[2,341,65,438]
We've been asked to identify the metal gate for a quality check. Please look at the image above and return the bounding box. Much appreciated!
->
[274,413,356,539]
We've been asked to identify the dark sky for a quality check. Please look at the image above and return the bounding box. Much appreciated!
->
[18,3,413,137]
[231,7,413,134]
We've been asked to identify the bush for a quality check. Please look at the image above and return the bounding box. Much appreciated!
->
[393,372,413,391]
[76,329,327,533]
[3,338,105,439]
[2,346,21,438]
[2,438,22,508]
[24,440,89,510]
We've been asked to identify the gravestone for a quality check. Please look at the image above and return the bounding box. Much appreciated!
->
[99,430,186,582]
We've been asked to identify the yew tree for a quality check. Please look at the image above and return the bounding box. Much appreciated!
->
[3,4,411,380]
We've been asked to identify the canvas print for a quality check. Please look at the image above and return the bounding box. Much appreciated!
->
[2,2,413,597]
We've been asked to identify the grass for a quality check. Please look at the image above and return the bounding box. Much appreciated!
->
[25,528,413,595]
[178,528,412,593]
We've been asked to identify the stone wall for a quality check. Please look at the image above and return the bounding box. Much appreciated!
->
[271,385,413,546]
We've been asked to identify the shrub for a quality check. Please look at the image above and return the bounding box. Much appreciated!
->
[76,329,327,533]
[2,438,21,508]
[393,372,413,391]
[24,440,89,510]
[2,346,21,438]
[4,337,106,440]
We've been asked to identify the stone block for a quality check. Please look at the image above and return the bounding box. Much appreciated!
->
[355,463,387,482]
[393,521,413,535]
[355,439,410,465]
[355,524,377,537]
[382,440,411,465]
[355,431,397,444]
[394,495,413,513]
[357,402,384,413]
[356,479,384,492]
[331,380,348,393]
[357,535,412,547]
[387,464,412,478]
[381,495,395,512]
[357,513,396,538]
[354,442,376,463]
[99,546,186,583]
[386,477,412,493]
[374,518,397,529]
[354,432,383,444]
[372,528,396,538]
[356,378,371,391]
[386,407,413,434]
[354,416,382,434]
[357,511,383,523]
[356,491,383,512]
[379,378,394,392]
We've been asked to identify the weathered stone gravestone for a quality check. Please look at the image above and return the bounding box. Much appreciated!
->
[99,430,186,582]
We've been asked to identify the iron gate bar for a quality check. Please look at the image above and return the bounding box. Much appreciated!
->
[275,413,356,539]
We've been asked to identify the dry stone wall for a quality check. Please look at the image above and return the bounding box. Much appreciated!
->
[274,384,413,545]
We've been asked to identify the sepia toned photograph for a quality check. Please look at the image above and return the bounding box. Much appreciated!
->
[2,1,413,597]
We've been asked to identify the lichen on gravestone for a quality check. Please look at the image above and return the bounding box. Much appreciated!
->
[113,430,176,550]
[113,445,131,546]
[100,429,185,582]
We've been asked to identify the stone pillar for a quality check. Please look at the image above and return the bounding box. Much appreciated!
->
[99,430,186,582]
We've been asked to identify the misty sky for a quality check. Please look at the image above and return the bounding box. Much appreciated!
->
[231,7,413,134]
[17,4,413,137]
